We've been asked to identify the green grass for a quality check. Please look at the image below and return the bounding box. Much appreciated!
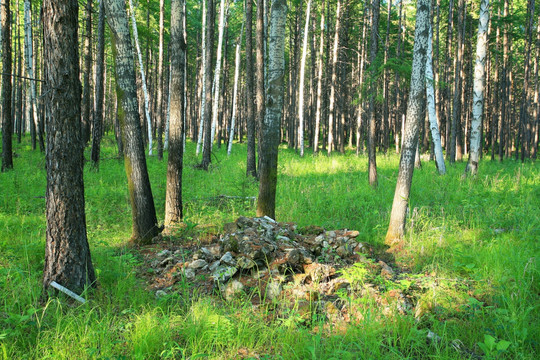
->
[1,135,538,359]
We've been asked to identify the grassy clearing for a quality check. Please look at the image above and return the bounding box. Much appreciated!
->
[0,136,538,359]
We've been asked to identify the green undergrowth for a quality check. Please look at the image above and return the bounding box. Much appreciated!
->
[0,135,538,359]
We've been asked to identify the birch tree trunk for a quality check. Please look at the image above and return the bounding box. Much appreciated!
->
[42,0,96,294]
[426,25,446,175]
[210,0,228,145]
[91,0,106,167]
[466,0,489,175]
[196,0,207,156]
[1,0,12,171]
[386,0,430,248]
[257,0,287,219]
[106,0,160,244]
[127,0,153,155]
[164,65,172,150]
[297,0,311,157]
[165,0,186,227]
[228,20,244,156]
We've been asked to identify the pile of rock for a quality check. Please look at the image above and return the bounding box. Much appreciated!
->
[148,217,408,321]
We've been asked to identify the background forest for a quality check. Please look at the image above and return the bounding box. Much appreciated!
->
[0,0,539,359]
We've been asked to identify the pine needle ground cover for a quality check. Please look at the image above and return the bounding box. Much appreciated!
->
[1,137,538,359]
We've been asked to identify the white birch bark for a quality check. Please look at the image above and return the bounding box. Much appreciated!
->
[127,0,153,155]
[467,0,490,175]
[23,0,39,147]
[210,0,228,145]
[426,25,446,174]
[196,0,207,156]
[386,0,431,246]
[227,20,244,156]
[256,0,287,219]
[297,0,311,157]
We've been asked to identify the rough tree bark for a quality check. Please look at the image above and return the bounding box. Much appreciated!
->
[466,0,490,175]
[367,0,380,187]
[1,0,12,171]
[386,0,430,247]
[164,0,186,227]
[106,0,160,244]
[257,0,287,219]
[42,0,96,294]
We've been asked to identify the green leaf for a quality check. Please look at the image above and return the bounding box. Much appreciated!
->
[484,334,496,351]
[496,340,511,352]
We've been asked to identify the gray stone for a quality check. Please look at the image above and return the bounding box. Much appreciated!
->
[224,280,244,301]
[212,265,238,283]
[237,256,256,270]
[220,252,236,266]
[286,249,303,266]
[188,259,208,269]
[160,257,175,267]
[208,260,221,272]
[336,244,353,257]
[379,261,395,279]
[157,249,171,258]
[184,268,196,279]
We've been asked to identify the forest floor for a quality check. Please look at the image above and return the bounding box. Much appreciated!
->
[0,136,538,359]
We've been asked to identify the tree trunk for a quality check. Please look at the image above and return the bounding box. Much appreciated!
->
[106,0,160,244]
[1,0,13,171]
[91,0,106,167]
[466,0,489,175]
[196,1,207,156]
[256,0,287,220]
[245,0,256,175]
[210,0,228,146]
[81,0,93,145]
[448,0,464,163]
[327,0,342,155]
[256,0,265,173]
[386,0,430,247]
[157,0,165,160]
[127,0,153,156]
[297,0,312,157]
[426,25,446,175]
[228,20,244,156]
[313,0,325,154]
[164,0,186,227]
[367,0,380,187]
[200,0,215,170]
[42,0,96,294]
